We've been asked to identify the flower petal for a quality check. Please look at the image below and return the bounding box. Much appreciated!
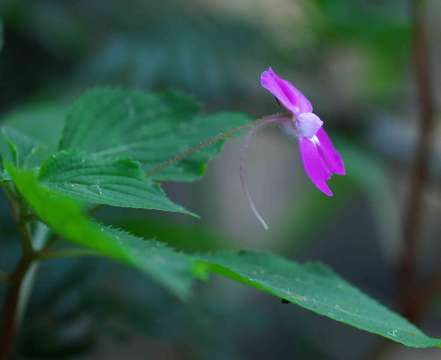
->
[299,137,333,196]
[316,128,346,175]
[297,112,323,138]
[260,67,313,115]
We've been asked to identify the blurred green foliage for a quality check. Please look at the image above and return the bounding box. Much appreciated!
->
[311,0,410,99]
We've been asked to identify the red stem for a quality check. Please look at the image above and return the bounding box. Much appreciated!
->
[398,0,436,321]
[0,257,32,360]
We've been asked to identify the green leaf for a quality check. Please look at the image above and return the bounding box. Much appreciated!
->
[39,150,193,215]
[59,88,250,181]
[119,217,223,252]
[6,163,196,298]
[104,226,197,297]
[1,127,41,168]
[195,251,441,349]
[8,164,439,348]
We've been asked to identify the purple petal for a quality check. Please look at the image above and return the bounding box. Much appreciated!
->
[299,137,333,196]
[260,67,313,115]
[316,128,346,175]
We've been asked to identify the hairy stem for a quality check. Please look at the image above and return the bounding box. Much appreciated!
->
[145,113,287,178]
[398,0,436,321]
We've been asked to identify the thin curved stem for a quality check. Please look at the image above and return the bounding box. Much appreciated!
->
[239,115,289,230]
[145,113,288,179]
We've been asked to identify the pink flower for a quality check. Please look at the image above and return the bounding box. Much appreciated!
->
[240,67,345,229]
[260,67,345,196]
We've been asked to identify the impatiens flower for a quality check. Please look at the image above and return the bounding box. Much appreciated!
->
[240,67,345,229]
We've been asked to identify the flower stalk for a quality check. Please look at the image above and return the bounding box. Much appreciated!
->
[239,115,287,230]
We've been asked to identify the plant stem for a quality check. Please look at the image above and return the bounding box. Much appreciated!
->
[17,214,34,258]
[398,0,436,321]
[2,183,34,257]
[369,3,436,358]
[15,224,50,328]
[145,113,288,178]
[0,257,32,360]
[0,199,50,360]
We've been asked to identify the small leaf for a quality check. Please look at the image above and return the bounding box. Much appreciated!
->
[39,150,193,215]
[59,88,250,181]
[7,164,196,298]
[1,127,41,168]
